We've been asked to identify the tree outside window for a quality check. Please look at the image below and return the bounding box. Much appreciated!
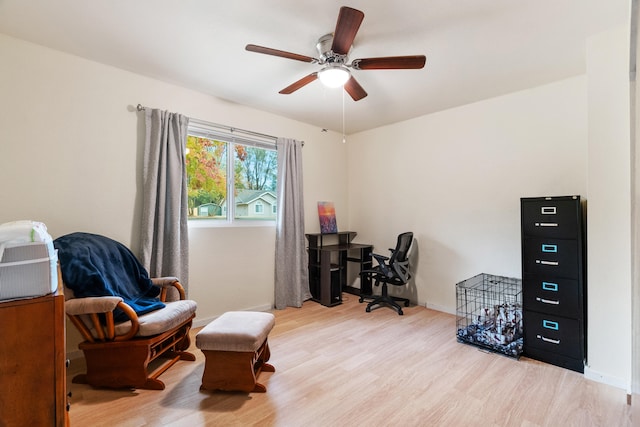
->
[186,135,277,222]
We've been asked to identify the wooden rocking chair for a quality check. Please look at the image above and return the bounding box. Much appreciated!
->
[56,232,197,390]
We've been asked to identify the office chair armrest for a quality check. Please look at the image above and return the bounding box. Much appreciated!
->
[370,253,393,278]
[372,253,389,263]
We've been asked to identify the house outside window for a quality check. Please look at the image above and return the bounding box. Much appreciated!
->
[186,120,277,224]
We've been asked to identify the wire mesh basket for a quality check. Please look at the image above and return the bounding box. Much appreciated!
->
[456,273,523,358]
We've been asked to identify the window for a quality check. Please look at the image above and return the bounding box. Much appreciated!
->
[186,119,278,224]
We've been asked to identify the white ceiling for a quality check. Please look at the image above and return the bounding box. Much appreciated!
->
[0,0,630,134]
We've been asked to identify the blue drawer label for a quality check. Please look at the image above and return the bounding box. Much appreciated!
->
[543,319,559,330]
[541,244,558,253]
[542,281,558,292]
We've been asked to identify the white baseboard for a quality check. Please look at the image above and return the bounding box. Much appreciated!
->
[67,349,83,361]
[584,365,631,392]
[423,301,456,315]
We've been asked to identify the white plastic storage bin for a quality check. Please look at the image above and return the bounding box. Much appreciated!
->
[0,241,58,300]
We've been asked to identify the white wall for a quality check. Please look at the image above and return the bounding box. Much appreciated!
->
[585,26,632,390]
[0,33,349,352]
[346,25,633,390]
[347,76,588,313]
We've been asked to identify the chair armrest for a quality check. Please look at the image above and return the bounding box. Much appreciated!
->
[371,253,393,277]
[151,276,180,287]
[65,297,140,342]
[151,277,186,301]
[65,296,123,315]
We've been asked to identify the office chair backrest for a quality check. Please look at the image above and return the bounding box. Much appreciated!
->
[390,232,413,282]
[391,232,413,264]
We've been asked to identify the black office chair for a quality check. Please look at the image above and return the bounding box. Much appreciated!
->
[359,232,413,315]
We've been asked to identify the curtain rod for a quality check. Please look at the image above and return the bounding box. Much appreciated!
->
[136,104,303,146]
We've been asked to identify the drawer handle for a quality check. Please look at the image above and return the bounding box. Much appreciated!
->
[542,281,558,291]
[536,297,560,305]
[541,207,557,215]
[542,319,559,330]
[535,222,558,227]
[537,335,561,345]
[536,260,559,266]
[541,244,557,253]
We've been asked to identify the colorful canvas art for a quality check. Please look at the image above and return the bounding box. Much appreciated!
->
[317,201,338,234]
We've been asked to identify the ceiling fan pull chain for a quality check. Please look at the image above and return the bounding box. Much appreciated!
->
[342,89,346,143]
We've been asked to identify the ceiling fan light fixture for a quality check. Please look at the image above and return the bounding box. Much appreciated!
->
[318,65,350,88]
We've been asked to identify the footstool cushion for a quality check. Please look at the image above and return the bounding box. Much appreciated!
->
[196,311,275,352]
[196,311,275,392]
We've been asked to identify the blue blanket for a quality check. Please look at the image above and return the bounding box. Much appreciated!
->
[54,232,165,323]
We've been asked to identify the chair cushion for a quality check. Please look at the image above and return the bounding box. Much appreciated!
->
[114,299,197,337]
[196,311,275,352]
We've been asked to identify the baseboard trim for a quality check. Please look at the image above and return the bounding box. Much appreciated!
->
[67,349,83,361]
[584,365,631,392]
[423,301,455,315]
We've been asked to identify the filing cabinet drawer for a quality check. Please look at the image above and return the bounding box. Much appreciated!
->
[521,197,580,239]
[524,311,581,359]
[522,237,579,278]
[523,275,580,318]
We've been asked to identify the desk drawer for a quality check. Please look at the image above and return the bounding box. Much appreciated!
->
[524,311,581,359]
[523,275,581,318]
[521,198,580,239]
[522,237,579,278]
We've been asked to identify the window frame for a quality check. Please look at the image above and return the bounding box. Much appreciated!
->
[186,119,278,228]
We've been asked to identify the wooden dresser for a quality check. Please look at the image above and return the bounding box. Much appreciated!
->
[0,286,68,426]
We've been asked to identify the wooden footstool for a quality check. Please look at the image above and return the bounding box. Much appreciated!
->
[196,311,275,393]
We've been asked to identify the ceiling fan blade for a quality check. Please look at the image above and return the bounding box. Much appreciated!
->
[279,73,318,94]
[351,55,426,70]
[245,44,316,63]
[331,6,364,55]
[344,76,368,101]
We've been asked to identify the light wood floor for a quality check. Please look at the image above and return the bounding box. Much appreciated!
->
[67,295,639,426]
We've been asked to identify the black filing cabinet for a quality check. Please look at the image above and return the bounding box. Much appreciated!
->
[521,196,586,373]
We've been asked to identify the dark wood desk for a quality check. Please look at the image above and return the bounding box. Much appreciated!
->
[306,232,373,307]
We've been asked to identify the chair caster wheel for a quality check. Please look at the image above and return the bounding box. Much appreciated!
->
[398,310,404,315]
[359,297,364,303]
[404,301,410,307]
[366,306,371,312]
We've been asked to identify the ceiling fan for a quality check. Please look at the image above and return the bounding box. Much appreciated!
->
[245,6,426,101]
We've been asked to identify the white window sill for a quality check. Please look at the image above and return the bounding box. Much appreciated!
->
[188,219,276,229]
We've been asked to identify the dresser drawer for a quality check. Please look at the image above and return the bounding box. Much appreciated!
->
[523,275,581,318]
[522,237,579,278]
[524,311,581,359]
[521,197,580,239]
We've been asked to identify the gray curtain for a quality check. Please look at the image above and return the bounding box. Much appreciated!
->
[274,137,310,308]
[141,108,190,299]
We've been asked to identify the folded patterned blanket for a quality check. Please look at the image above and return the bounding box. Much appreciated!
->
[54,232,165,323]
